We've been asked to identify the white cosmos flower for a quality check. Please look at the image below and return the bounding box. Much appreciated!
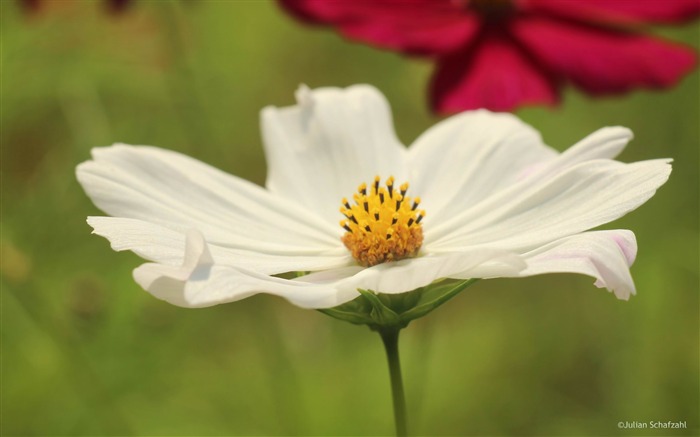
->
[76,84,671,310]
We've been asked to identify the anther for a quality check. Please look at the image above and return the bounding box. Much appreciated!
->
[358,183,367,196]
[386,176,394,197]
[339,176,424,267]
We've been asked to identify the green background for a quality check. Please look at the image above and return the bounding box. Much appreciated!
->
[2,1,698,435]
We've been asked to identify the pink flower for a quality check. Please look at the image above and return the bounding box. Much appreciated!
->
[280,0,700,112]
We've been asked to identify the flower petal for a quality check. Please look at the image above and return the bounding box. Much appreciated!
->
[88,217,351,275]
[408,109,557,223]
[555,126,633,162]
[513,230,638,300]
[523,0,700,25]
[261,84,408,223]
[76,144,342,256]
[335,249,526,295]
[134,230,360,309]
[430,30,560,112]
[511,16,698,94]
[419,124,633,246]
[133,230,526,308]
[279,0,479,55]
[429,158,671,252]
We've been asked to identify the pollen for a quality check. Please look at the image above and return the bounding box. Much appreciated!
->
[339,176,425,267]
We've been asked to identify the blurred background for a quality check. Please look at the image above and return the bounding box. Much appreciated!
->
[2,1,698,435]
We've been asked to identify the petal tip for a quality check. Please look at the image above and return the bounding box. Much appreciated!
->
[295,83,314,107]
[605,126,634,141]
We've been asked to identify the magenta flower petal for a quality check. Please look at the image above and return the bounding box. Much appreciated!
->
[279,0,699,112]
[512,16,698,94]
[431,32,559,112]
[339,13,479,56]
[279,0,479,55]
[523,0,700,25]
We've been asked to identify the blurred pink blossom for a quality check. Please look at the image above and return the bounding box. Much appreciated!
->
[280,0,700,112]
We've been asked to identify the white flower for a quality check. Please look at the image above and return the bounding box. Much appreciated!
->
[76,84,671,310]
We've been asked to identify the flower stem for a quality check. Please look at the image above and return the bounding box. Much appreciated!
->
[379,328,407,436]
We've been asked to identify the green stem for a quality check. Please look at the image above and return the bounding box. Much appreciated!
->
[379,328,407,437]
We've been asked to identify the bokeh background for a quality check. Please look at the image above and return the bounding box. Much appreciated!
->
[2,1,698,435]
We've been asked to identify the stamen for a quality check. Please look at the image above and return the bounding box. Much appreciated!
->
[340,176,424,267]
[386,176,394,198]
[358,183,367,196]
[395,194,403,211]
[412,197,421,211]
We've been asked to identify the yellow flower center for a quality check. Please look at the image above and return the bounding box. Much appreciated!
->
[340,176,425,267]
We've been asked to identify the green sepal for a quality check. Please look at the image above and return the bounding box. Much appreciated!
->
[317,307,375,326]
[317,293,375,326]
[357,289,404,329]
[317,278,480,330]
[400,278,479,321]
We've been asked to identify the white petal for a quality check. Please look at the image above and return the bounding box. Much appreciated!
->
[408,110,557,222]
[335,249,526,295]
[88,217,351,275]
[132,230,526,309]
[429,159,671,252]
[261,84,408,223]
[512,230,638,300]
[76,144,341,256]
[501,126,634,184]
[557,126,632,163]
[134,230,360,309]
